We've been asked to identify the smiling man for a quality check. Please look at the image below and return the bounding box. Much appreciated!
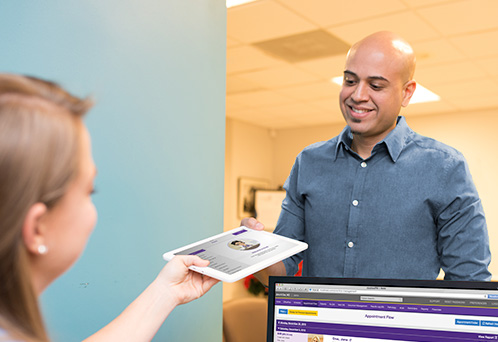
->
[244,31,491,283]
[340,32,416,159]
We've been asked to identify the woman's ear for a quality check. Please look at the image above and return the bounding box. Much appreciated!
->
[22,203,49,255]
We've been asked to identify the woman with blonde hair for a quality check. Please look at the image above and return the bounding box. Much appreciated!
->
[0,73,218,341]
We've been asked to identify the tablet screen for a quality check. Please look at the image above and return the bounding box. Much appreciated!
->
[164,227,307,282]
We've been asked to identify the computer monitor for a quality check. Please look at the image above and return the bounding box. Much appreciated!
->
[267,276,498,342]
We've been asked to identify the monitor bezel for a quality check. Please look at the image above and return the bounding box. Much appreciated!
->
[266,276,498,342]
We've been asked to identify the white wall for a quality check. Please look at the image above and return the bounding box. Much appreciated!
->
[224,119,275,301]
[273,124,345,186]
[224,109,498,301]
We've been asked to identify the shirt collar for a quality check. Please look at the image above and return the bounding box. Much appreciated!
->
[335,116,411,162]
[383,116,411,162]
[335,126,353,160]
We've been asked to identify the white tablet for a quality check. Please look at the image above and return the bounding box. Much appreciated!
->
[162,226,308,283]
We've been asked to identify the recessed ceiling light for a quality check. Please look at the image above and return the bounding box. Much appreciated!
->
[331,76,343,85]
[408,84,440,104]
[226,0,259,8]
[330,77,440,104]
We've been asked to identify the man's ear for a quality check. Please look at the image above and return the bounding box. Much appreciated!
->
[22,203,48,255]
[401,80,417,107]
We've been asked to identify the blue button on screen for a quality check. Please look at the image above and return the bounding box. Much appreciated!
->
[455,319,479,326]
[279,309,288,314]
[481,320,498,327]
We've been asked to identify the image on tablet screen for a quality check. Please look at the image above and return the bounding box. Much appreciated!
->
[228,239,260,251]
[174,228,296,276]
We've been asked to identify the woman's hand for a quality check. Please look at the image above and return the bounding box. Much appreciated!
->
[84,255,219,342]
[157,255,219,306]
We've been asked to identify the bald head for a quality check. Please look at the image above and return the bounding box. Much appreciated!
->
[347,31,416,83]
[339,31,418,145]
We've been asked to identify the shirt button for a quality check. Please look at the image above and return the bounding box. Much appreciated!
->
[361,162,367,168]
[352,200,359,206]
[348,241,354,248]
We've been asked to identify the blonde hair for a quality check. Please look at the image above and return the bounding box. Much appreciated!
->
[0,74,93,341]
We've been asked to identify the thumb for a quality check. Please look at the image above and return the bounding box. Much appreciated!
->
[178,255,210,268]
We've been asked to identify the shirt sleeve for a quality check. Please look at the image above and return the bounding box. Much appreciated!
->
[436,153,492,281]
[273,154,306,276]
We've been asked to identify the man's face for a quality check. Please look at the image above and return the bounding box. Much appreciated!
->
[339,45,414,142]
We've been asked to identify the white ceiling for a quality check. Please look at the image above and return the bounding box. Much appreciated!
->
[226,0,498,129]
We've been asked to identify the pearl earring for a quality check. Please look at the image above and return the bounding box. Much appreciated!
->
[38,245,48,255]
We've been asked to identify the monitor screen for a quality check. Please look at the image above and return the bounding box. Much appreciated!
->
[267,276,498,342]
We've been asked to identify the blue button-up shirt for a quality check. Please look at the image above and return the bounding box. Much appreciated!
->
[275,116,491,280]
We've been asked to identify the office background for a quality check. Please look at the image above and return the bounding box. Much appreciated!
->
[1,0,497,339]
[224,0,498,301]
[1,1,225,341]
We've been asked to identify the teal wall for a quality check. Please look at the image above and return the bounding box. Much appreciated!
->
[1,1,225,341]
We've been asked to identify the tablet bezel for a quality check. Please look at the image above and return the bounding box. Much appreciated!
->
[162,226,308,283]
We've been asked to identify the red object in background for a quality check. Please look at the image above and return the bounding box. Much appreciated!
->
[295,261,303,276]
[244,274,254,289]
[244,274,267,295]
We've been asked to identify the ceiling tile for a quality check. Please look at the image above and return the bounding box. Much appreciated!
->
[450,30,498,58]
[227,90,294,107]
[227,1,316,43]
[226,107,268,121]
[274,81,340,101]
[415,61,486,87]
[265,118,305,129]
[416,0,498,36]
[411,39,467,67]
[226,98,247,112]
[253,29,350,63]
[402,0,456,7]
[226,0,497,130]
[446,95,498,111]
[329,12,440,44]
[294,54,347,79]
[237,65,320,88]
[228,107,306,129]
[308,98,341,113]
[402,100,457,117]
[227,36,243,48]
[476,57,498,77]
[279,0,407,28]
[226,75,264,94]
[227,45,283,74]
[263,102,327,118]
[431,79,498,100]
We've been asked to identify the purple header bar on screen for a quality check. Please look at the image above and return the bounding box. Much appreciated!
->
[275,319,498,341]
[275,298,498,317]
